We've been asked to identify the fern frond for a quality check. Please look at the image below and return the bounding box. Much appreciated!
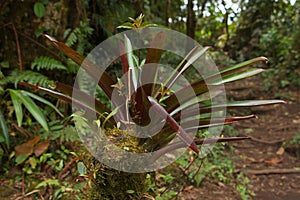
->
[65,30,78,47]
[31,56,67,71]
[8,70,54,87]
[66,59,79,74]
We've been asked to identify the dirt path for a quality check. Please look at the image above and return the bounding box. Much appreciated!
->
[180,76,300,199]
[228,77,300,199]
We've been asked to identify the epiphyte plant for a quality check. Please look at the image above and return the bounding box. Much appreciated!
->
[21,14,285,173]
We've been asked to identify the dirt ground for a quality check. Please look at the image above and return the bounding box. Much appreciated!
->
[180,76,300,200]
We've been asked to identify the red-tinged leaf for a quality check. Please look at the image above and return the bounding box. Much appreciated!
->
[148,96,199,154]
[209,68,265,85]
[42,34,117,100]
[224,114,257,123]
[205,100,287,109]
[161,46,199,92]
[173,100,286,120]
[145,31,164,64]
[34,141,49,156]
[164,57,269,113]
[118,40,130,75]
[164,80,209,113]
[19,82,115,126]
[141,32,165,96]
[15,136,40,157]
[166,46,210,89]
[55,82,113,116]
[151,115,256,146]
[130,87,152,126]
[150,136,250,162]
[42,34,85,67]
[219,56,268,77]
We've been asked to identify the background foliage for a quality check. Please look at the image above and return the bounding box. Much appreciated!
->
[0,0,298,199]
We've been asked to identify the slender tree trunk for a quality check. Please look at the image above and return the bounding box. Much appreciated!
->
[165,0,171,27]
[186,0,196,39]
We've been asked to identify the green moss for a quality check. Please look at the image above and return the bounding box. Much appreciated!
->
[91,165,147,200]
[83,128,149,199]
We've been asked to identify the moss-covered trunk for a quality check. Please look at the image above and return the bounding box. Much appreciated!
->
[90,162,147,200]
[81,128,149,199]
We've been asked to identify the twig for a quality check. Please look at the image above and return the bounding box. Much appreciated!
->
[249,136,284,145]
[11,23,23,71]
[15,189,41,200]
[1,22,23,71]
[242,168,300,175]
[58,157,77,182]
[12,122,32,137]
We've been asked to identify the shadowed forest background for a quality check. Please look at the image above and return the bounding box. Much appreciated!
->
[0,0,299,199]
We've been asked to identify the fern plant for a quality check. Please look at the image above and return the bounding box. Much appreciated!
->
[20,14,286,199]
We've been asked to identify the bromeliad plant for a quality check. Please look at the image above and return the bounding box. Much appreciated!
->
[20,15,285,199]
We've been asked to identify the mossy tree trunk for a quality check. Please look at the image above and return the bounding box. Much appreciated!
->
[90,160,148,200]
[81,128,150,199]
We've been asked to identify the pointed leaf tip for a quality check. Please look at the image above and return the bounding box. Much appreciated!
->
[42,34,57,42]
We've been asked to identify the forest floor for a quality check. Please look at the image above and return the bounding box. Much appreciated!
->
[0,76,299,200]
[180,75,300,200]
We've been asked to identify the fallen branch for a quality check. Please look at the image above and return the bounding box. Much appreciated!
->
[242,168,300,175]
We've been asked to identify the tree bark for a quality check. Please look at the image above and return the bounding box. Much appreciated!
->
[186,0,196,39]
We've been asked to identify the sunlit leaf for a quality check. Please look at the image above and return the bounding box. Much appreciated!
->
[11,90,49,131]
[22,90,63,117]
[35,179,60,188]
[77,161,87,176]
[210,68,265,85]
[9,89,23,127]
[219,57,268,77]
[16,154,29,165]
[34,2,45,18]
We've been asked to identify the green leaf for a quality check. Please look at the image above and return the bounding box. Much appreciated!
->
[34,2,46,18]
[210,68,265,85]
[167,46,210,89]
[9,89,23,127]
[219,57,268,77]
[77,162,86,176]
[117,22,134,29]
[35,179,60,188]
[55,82,113,123]
[10,90,49,131]
[209,100,286,109]
[16,154,29,165]
[0,111,10,149]
[73,181,87,190]
[126,190,135,194]
[124,34,137,91]
[22,90,63,117]
[19,83,108,124]
[31,56,67,71]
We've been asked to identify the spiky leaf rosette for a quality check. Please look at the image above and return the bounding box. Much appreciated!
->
[21,31,285,162]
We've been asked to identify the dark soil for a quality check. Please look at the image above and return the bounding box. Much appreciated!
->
[180,76,300,200]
